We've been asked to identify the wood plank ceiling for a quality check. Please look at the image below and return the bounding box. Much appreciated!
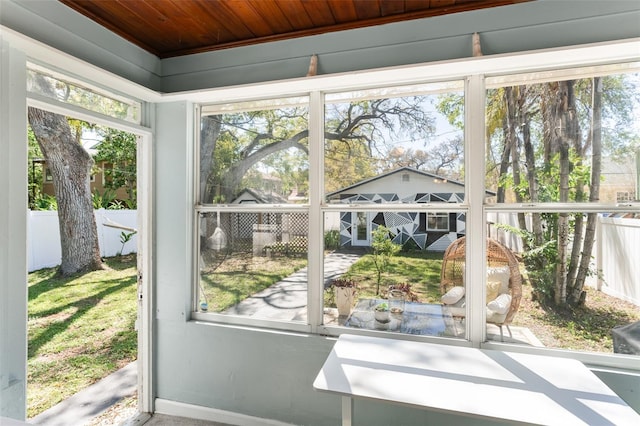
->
[59,0,531,58]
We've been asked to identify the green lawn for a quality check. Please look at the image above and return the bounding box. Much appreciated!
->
[199,253,308,312]
[27,255,138,418]
[334,250,444,302]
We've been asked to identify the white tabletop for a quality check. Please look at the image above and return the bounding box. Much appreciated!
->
[313,334,640,425]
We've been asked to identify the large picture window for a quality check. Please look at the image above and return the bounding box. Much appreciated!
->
[192,54,639,363]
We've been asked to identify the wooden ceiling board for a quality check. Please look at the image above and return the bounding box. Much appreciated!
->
[379,0,406,16]
[430,0,458,6]
[326,0,359,24]
[405,0,433,13]
[165,0,231,47]
[247,0,296,34]
[301,1,337,28]
[218,0,274,38]
[352,0,381,20]
[275,0,315,30]
[199,1,257,40]
[117,1,183,52]
[59,0,533,58]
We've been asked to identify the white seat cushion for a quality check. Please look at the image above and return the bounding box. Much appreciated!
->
[487,265,511,294]
[445,297,466,317]
[441,286,465,305]
[487,293,512,315]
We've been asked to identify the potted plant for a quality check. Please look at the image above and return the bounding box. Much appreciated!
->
[374,302,390,322]
[331,278,357,316]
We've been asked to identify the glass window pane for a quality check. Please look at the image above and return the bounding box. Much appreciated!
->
[324,82,465,201]
[198,210,308,321]
[485,65,640,355]
[485,69,640,204]
[427,212,450,231]
[323,210,466,339]
[199,97,309,205]
[485,211,640,355]
[27,65,141,124]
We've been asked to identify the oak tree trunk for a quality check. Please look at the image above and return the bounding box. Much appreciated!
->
[28,106,104,275]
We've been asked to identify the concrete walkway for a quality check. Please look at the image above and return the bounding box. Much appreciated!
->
[29,362,137,426]
[224,251,362,320]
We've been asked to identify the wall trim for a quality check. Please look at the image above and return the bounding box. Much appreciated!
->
[153,399,296,426]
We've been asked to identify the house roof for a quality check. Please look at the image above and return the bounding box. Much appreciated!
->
[326,166,464,199]
[232,188,289,204]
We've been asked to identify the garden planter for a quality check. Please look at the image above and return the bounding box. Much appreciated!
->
[335,286,355,316]
[374,309,390,323]
[374,302,390,322]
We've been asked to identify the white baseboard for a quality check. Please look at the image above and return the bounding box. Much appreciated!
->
[153,398,297,426]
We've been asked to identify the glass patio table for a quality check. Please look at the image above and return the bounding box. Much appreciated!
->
[344,298,456,336]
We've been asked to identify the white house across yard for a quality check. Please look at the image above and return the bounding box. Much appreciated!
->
[327,167,484,251]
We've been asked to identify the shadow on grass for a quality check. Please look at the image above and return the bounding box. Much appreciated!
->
[28,277,135,357]
[534,297,639,344]
[201,269,296,311]
[104,254,137,271]
[28,255,137,301]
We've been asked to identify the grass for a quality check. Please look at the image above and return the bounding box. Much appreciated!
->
[514,283,640,353]
[199,252,308,312]
[27,255,138,418]
[330,250,444,302]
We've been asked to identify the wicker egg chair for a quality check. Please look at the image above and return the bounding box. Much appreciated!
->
[440,236,523,339]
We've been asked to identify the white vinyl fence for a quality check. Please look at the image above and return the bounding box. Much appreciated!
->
[487,212,639,307]
[28,209,137,272]
[597,216,640,306]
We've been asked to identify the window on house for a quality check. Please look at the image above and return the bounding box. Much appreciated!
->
[484,64,640,355]
[426,212,449,231]
[617,191,634,202]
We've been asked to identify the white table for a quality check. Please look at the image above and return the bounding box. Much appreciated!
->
[313,334,640,425]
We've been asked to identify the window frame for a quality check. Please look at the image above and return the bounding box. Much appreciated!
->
[190,39,640,370]
[426,212,450,232]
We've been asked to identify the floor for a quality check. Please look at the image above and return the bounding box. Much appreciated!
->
[128,413,231,425]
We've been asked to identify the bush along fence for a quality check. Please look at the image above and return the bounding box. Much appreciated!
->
[27,209,137,272]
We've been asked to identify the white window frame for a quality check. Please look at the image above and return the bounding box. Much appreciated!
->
[25,71,155,415]
[188,38,640,369]
[426,212,450,231]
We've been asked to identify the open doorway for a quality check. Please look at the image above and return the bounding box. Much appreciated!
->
[25,97,152,423]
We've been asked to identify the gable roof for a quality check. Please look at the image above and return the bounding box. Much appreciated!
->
[326,167,464,198]
[232,188,289,204]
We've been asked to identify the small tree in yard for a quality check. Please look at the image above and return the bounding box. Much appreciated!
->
[370,226,401,295]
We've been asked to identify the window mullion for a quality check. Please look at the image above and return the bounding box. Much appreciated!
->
[308,91,324,331]
[465,74,487,347]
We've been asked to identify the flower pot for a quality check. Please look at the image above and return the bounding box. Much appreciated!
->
[335,286,355,316]
[374,309,390,323]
